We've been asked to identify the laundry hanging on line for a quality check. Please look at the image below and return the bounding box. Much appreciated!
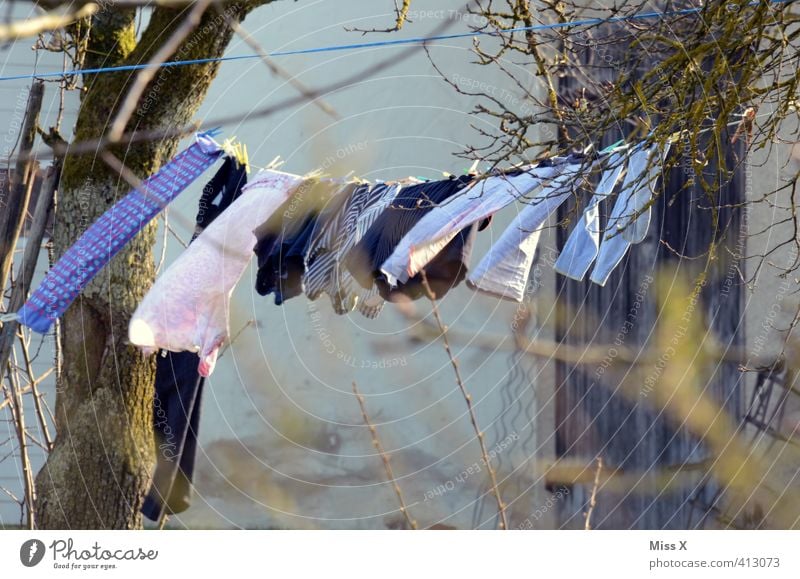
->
[303,181,400,318]
[128,168,308,376]
[8,128,671,377]
[3,131,673,520]
[379,155,581,302]
[125,137,670,376]
[128,140,660,517]
[588,142,671,286]
[467,156,587,301]
[254,177,356,305]
[346,174,480,302]
[13,131,224,334]
[553,150,627,281]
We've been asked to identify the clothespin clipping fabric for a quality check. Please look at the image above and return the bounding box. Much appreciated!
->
[220,137,250,173]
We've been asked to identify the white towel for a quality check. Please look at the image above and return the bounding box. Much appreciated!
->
[468,164,582,301]
[554,151,627,281]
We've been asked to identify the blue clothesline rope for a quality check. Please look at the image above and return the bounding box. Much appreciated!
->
[0,0,790,82]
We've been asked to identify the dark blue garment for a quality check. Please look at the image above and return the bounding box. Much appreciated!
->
[195,156,249,231]
[345,175,478,301]
[254,180,350,304]
[274,215,318,305]
[379,221,481,301]
[142,352,204,521]
[142,156,247,522]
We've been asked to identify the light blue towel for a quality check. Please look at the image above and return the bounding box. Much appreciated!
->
[554,150,627,281]
[589,142,671,286]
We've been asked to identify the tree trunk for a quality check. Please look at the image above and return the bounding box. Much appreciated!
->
[33,2,264,529]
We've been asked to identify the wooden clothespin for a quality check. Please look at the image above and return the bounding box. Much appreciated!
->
[220,137,250,173]
[265,155,284,170]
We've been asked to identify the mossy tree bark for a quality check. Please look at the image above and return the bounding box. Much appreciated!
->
[33,2,270,529]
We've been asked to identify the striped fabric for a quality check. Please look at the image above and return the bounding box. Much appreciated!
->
[17,132,223,334]
[304,182,402,317]
[302,181,365,303]
[345,176,474,299]
[338,183,402,317]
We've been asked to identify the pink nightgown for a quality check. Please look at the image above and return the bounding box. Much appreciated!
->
[129,170,305,376]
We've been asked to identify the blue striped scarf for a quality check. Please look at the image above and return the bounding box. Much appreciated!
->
[16,132,223,334]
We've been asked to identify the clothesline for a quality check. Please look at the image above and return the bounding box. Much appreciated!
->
[0,0,788,83]
[6,130,677,352]
[0,112,757,332]
[121,136,672,377]
[417,111,760,180]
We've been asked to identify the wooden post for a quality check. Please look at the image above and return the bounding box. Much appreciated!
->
[552,29,745,529]
[0,81,44,292]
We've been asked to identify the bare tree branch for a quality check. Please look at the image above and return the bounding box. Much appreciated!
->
[108,0,213,141]
[218,7,339,119]
[0,3,98,41]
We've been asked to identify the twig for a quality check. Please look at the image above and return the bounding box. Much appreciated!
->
[166,221,189,249]
[348,0,413,34]
[155,210,170,275]
[5,359,35,529]
[218,319,255,357]
[37,0,239,7]
[0,484,20,503]
[9,10,462,165]
[107,0,212,141]
[0,383,32,412]
[419,270,508,530]
[217,8,339,120]
[0,81,44,292]
[584,457,603,530]
[392,304,778,369]
[0,3,98,41]
[47,242,63,390]
[352,381,417,530]
[17,329,53,451]
[0,130,59,469]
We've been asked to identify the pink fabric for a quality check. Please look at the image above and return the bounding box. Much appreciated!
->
[129,170,304,376]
